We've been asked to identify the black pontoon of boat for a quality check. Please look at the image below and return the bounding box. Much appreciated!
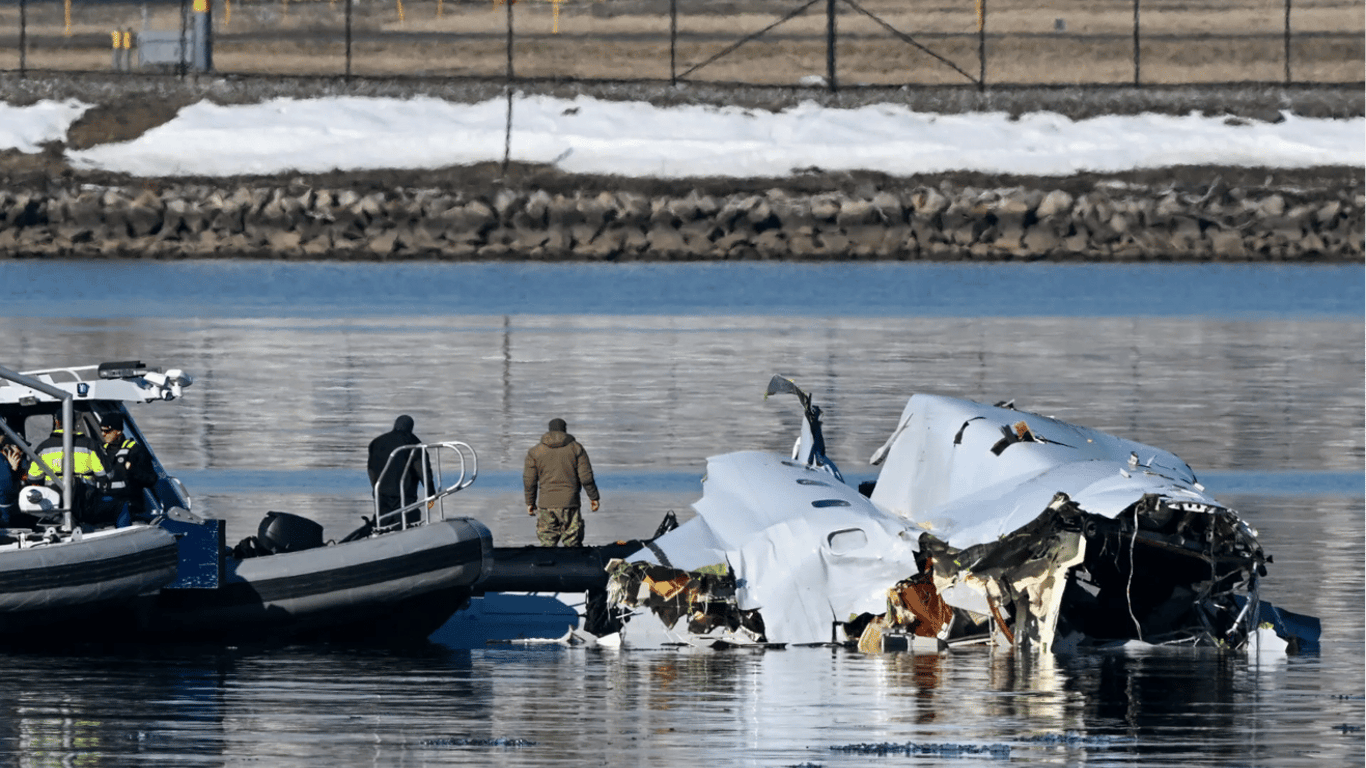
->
[0,362,492,645]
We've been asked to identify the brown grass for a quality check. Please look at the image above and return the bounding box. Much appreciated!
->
[1,0,1361,85]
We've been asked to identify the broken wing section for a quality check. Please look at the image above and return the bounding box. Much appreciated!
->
[611,451,921,646]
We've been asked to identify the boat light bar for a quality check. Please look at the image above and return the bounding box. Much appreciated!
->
[99,361,149,379]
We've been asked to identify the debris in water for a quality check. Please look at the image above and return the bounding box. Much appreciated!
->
[421,736,537,748]
[830,741,1011,758]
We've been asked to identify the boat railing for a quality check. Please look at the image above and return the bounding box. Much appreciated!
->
[0,365,77,531]
[373,441,478,532]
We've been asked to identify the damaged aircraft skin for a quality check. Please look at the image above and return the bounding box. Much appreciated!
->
[605,376,1318,654]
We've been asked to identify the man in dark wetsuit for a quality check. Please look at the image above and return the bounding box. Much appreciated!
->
[524,417,600,547]
[367,415,433,524]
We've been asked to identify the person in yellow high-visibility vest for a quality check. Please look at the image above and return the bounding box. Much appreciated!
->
[24,415,111,522]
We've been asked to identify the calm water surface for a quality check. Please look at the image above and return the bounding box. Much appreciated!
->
[0,262,1361,767]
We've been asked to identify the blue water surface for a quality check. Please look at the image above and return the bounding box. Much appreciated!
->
[5,261,1361,319]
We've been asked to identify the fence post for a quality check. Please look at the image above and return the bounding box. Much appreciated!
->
[670,0,677,85]
[506,0,515,80]
[1283,0,1292,82]
[1131,0,1140,85]
[179,0,190,77]
[19,0,26,76]
[504,86,514,174]
[976,0,985,89]
[345,0,353,80]
[194,0,213,73]
[825,0,836,92]
[503,0,515,174]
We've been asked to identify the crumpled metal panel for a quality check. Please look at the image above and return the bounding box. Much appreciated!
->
[910,460,1222,550]
[870,394,1214,550]
[609,383,1310,654]
[887,576,955,638]
[629,450,921,645]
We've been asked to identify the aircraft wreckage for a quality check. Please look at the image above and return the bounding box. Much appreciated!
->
[601,376,1318,654]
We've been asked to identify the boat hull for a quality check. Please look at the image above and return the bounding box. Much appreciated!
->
[0,525,180,640]
[145,517,493,643]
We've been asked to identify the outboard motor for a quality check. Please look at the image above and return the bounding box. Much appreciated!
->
[257,511,324,554]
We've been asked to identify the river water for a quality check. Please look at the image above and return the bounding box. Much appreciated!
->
[0,261,1361,767]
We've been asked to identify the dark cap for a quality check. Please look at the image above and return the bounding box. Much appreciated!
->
[99,413,125,431]
[394,415,415,432]
[548,418,567,433]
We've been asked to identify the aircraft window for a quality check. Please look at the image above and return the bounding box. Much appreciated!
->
[826,528,868,554]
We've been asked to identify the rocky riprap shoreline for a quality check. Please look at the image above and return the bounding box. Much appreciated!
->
[1,77,1362,261]
[1,177,1360,260]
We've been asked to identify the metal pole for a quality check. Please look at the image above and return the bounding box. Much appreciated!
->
[669,0,677,86]
[503,87,513,175]
[179,0,190,77]
[506,0,514,80]
[1132,0,1140,85]
[19,0,27,76]
[503,0,514,174]
[976,0,985,89]
[59,399,72,531]
[345,0,353,80]
[203,0,213,72]
[825,0,836,92]
[189,0,211,74]
[1283,0,1292,83]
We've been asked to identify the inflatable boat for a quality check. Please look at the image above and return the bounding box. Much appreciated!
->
[148,510,492,643]
[0,361,492,645]
[0,524,179,641]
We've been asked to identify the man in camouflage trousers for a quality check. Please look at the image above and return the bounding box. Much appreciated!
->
[524,417,600,547]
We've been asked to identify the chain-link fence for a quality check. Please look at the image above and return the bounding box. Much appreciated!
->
[1,0,1361,89]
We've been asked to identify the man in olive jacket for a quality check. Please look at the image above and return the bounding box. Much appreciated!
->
[524,417,600,546]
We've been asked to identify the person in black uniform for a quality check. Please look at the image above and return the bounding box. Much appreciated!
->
[366,415,434,525]
[97,413,158,526]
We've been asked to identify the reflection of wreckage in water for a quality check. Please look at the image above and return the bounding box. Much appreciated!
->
[603,376,1318,654]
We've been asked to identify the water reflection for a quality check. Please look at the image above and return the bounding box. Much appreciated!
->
[0,626,1359,766]
[3,315,1360,480]
[0,264,1360,768]
[2,650,233,767]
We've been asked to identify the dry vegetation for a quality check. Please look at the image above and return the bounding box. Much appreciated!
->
[0,0,1359,203]
[0,0,1361,85]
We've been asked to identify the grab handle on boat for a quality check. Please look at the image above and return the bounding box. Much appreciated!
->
[372,440,478,532]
